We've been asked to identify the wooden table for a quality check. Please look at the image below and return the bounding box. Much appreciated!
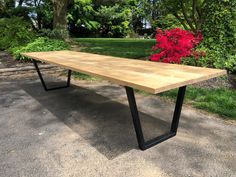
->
[22,51,226,150]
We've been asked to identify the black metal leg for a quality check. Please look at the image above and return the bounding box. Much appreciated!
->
[125,86,186,150]
[32,59,71,91]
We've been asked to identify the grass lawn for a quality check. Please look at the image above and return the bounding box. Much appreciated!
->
[159,87,236,120]
[74,38,155,59]
[73,38,236,120]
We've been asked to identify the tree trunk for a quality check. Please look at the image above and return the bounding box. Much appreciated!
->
[18,0,24,6]
[51,0,69,39]
[180,0,196,32]
[173,13,189,30]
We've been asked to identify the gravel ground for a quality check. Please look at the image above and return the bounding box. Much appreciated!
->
[0,76,235,177]
[0,52,236,177]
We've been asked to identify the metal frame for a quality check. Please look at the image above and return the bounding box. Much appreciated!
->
[32,59,71,91]
[125,86,186,150]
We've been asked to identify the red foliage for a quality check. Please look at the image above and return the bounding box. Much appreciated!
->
[150,28,204,64]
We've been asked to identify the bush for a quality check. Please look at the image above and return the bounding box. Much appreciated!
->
[200,0,236,69]
[225,55,236,74]
[150,28,204,64]
[11,37,70,60]
[0,17,35,50]
[39,28,69,40]
[96,5,131,38]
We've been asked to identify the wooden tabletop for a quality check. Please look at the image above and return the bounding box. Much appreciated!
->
[22,50,226,94]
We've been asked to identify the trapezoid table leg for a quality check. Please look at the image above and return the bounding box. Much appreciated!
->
[32,59,72,91]
[125,86,186,150]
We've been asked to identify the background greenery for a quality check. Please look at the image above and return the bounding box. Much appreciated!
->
[1,0,235,71]
[0,17,36,50]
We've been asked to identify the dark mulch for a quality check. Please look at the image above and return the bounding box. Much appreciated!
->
[193,77,233,89]
[0,51,32,69]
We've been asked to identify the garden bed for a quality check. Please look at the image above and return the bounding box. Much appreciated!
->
[0,51,32,69]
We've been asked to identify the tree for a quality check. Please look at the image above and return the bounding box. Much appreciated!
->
[17,0,53,30]
[51,0,68,30]
[92,0,121,10]
[159,0,205,33]
[0,0,15,17]
[96,4,131,37]
[68,0,100,36]
[126,0,163,34]
[137,0,160,29]
[51,0,71,40]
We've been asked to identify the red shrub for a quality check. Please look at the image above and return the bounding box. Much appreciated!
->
[150,28,204,64]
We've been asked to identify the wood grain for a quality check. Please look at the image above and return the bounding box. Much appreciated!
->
[22,50,226,94]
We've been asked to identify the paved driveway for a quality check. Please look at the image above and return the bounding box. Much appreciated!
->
[0,77,236,177]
